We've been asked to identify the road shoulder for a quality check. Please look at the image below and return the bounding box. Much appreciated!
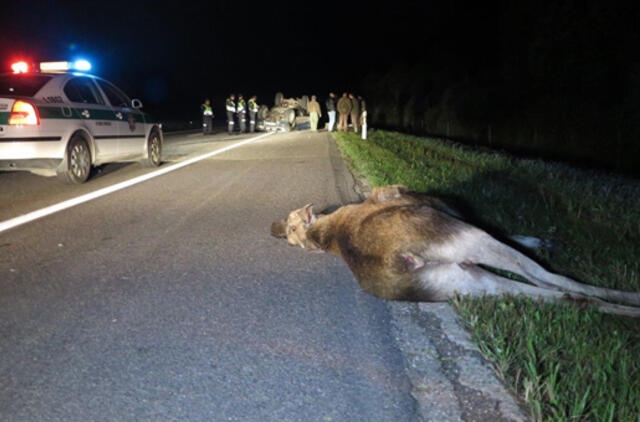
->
[389,302,527,421]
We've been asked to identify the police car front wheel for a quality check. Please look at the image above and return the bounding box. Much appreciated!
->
[57,135,91,184]
[142,130,162,167]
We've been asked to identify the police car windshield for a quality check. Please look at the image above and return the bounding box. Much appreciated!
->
[0,74,52,97]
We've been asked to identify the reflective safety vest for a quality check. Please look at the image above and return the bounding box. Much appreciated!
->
[237,99,246,113]
[248,99,259,113]
[202,104,213,116]
[226,99,236,112]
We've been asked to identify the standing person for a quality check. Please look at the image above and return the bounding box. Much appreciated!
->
[248,95,259,133]
[237,94,247,133]
[226,94,236,135]
[337,92,351,131]
[307,95,322,132]
[201,98,214,135]
[358,96,366,120]
[325,92,336,132]
[349,93,360,133]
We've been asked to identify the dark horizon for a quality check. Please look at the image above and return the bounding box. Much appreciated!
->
[1,1,470,119]
[3,1,640,174]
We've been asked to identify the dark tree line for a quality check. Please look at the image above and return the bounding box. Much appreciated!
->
[362,1,640,175]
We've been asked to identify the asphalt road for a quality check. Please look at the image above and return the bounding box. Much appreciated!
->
[0,130,418,421]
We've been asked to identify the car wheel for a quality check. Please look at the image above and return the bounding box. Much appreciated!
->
[274,92,283,107]
[143,130,162,167]
[281,122,291,132]
[286,109,295,125]
[57,135,91,184]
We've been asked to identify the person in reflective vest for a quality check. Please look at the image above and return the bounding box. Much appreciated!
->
[226,94,236,135]
[248,95,259,133]
[201,99,214,135]
[236,94,247,133]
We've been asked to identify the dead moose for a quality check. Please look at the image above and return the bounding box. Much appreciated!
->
[271,185,640,317]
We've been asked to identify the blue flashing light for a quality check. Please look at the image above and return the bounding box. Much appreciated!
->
[73,59,91,72]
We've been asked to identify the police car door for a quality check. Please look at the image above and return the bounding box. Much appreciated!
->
[62,76,118,160]
[95,80,146,159]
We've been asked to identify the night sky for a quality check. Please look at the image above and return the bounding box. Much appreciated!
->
[4,0,639,173]
[2,1,483,121]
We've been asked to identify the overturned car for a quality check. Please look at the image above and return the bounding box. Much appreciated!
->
[256,92,311,132]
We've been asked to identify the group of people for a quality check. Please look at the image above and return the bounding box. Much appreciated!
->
[201,92,367,136]
[225,94,260,135]
[325,92,366,134]
[306,92,367,135]
[200,94,260,135]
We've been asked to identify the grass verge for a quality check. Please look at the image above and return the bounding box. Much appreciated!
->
[332,130,640,421]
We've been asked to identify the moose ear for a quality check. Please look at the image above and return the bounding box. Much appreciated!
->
[394,184,408,194]
[370,185,408,202]
[270,219,287,238]
[301,203,315,224]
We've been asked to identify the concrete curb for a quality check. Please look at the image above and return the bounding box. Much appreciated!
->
[388,302,528,421]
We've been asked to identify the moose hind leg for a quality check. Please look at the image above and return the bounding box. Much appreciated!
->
[416,261,567,301]
[464,264,640,317]
[475,233,640,306]
[509,235,553,251]
[419,262,640,317]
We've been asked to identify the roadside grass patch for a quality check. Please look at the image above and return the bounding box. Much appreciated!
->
[332,130,640,421]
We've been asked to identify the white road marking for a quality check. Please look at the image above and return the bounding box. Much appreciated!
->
[0,132,274,234]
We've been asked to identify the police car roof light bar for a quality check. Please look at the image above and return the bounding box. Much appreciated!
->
[40,61,70,72]
[39,60,92,73]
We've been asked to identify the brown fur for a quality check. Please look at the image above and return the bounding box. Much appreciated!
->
[272,185,640,317]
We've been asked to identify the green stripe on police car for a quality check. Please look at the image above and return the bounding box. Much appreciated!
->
[38,106,145,122]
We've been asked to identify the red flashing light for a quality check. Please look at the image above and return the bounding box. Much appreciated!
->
[11,61,29,74]
[9,100,40,126]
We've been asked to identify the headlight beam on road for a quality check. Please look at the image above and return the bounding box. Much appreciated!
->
[0,132,274,235]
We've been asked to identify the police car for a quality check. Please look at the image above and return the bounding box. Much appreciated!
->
[0,60,163,183]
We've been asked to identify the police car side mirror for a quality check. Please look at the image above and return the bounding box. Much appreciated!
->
[131,99,143,109]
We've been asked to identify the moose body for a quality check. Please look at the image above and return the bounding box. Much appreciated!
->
[271,185,640,317]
